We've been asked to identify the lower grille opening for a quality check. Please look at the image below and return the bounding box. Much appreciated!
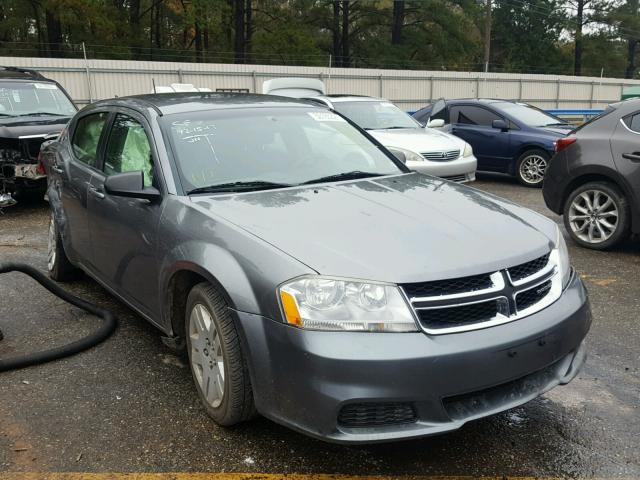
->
[516,280,552,311]
[441,174,467,182]
[442,358,563,421]
[417,298,507,330]
[338,402,417,428]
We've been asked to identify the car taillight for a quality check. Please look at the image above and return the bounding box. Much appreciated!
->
[555,137,576,153]
[36,151,46,175]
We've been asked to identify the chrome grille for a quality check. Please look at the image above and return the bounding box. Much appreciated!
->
[442,174,467,183]
[421,149,460,162]
[508,253,551,283]
[401,251,559,334]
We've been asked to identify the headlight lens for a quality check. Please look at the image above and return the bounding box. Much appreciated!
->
[463,143,473,157]
[387,147,424,163]
[279,277,418,332]
[553,225,571,288]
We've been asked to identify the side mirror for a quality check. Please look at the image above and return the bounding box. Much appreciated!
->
[492,119,509,131]
[104,171,161,201]
[427,119,445,128]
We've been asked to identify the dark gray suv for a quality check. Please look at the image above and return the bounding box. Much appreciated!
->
[43,93,591,443]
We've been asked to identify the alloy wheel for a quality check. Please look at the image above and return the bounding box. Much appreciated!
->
[189,303,225,408]
[568,189,619,244]
[47,217,57,272]
[519,154,547,185]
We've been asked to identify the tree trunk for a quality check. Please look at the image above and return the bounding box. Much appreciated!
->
[29,1,44,56]
[341,0,350,67]
[626,38,638,79]
[234,0,246,63]
[129,0,141,59]
[391,1,404,45]
[574,0,584,76]
[245,0,253,64]
[45,8,62,57]
[195,20,203,62]
[332,1,341,66]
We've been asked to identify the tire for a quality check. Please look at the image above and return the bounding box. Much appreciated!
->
[185,282,256,426]
[47,212,78,281]
[516,149,549,187]
[563,182,630,250]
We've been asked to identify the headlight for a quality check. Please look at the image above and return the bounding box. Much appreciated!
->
[387,147,424,163]
[463,143,473,157]
[552,225,571,288]
[279,277,418,332]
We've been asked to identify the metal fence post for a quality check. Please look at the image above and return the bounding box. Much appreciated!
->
[81,42,94,103]
[518,78,523,101]
[177,69,184,83]
[589,81,595,108]
[556,79,561,108]
[379,74,383,97]
[476,76,480,98]
[429,77,433,102]
[252,71,257,93]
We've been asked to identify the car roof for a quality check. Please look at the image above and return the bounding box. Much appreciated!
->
[0,66,50,81]
[89,92,323,115]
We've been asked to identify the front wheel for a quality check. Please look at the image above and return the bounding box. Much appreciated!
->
[516,149,549,187]
[563,182,630,250]
[185,283,256,426]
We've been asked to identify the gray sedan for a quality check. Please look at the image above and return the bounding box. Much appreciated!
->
[43,93,591,443]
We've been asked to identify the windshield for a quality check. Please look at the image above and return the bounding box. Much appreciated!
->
[0,81,76,117]
[162,107,403,193]
[492,102,566,127]
[331,100,419,130]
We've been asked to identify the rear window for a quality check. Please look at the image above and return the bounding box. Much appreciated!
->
[572,106,617,133]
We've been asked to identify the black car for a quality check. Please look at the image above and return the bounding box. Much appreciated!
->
[413,99,572,187]
[543,99,640,250]
[0,66,76,207]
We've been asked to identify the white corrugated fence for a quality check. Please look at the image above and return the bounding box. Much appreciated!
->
[2,56,639,110]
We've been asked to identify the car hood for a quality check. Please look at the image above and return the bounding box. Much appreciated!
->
[368,127,465,153]
[192,173,556,284]
[0,116,71,139]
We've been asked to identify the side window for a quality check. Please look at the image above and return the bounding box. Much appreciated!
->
[623,113,640,133]
[413,107,432,124]
[104,114,154,187]
[71,112,108,167]
[452,105,501,126]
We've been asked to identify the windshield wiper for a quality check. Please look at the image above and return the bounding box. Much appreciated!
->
[13,112,69,117]
[187,180,294,195]
[301,171,386,185]
[543,122,570,127]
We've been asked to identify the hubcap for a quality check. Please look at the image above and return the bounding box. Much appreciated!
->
[47,216,57,272]
[189,303,225,408]
[519,155,547,184]
[568,189,619,244]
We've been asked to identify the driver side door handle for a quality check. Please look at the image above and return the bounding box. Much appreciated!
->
[622,152,640,162]
[88,186,105,199]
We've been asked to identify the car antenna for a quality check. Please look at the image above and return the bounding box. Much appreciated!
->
[152,78,157,94]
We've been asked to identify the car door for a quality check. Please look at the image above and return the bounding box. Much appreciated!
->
[57,111,110,264]
[449,104,511,171]
[610,113,640,210]
[87,110,164,321]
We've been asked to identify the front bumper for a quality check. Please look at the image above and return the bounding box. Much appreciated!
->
[406,154,477,182]
[236,271,590,443]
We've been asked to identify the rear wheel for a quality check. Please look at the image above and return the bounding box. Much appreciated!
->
[185,283,256,426]
[563,182,630,250]
[47,213,77,281]
[516,149,549,187]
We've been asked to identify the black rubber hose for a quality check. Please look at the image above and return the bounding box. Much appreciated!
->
[0,262,117,372]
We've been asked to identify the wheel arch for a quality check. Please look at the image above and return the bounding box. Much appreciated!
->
[510,144,554,175]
